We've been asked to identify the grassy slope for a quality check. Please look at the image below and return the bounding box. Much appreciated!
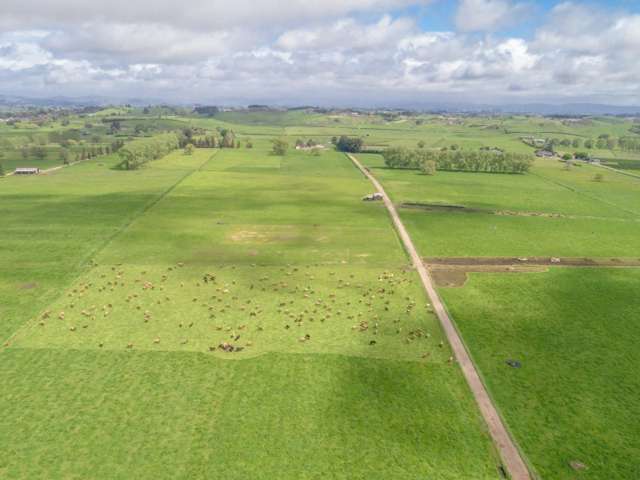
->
[0,146,501,479]
[441,268,640,480]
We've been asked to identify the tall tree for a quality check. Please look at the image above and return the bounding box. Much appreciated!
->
[271,138,289,156]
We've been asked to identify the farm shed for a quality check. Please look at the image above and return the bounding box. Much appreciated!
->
[535,150,555,158]
[14,167,40,175]
[362,192,384,201]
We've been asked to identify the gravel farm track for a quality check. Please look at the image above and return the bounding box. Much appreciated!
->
[347,153,533,480]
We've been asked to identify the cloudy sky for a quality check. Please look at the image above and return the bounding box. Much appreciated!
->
[1,0,639,106]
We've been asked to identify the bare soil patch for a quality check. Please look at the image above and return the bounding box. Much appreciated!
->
[230,230,268,243]
[427,257,640,267]
[426,257,640,287]
[430,265,548,287]
[19,282,38,290]
[228,226,300,244]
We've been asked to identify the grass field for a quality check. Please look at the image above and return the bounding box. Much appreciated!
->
[355,148,640,479]
[1,147,502,479]
[358,153,640,258]
[441,268,640,480]
[3,109,640,479]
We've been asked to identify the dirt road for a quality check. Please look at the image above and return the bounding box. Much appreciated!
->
[347,154,533,480]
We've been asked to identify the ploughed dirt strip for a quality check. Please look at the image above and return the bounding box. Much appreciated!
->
[426,257,640,287]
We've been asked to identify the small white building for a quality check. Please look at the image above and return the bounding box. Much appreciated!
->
[14,167,40,175]
[362,192,384,201]
[535,150,555,158]
[295,144,326,151]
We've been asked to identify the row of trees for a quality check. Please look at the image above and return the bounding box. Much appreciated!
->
[383,148,534,174]
[617,137,640,153]
[60,140,124,164]
[534,134,640,153]
[14,139,125,164]
[185,129,244,149]
[117,133,181,170]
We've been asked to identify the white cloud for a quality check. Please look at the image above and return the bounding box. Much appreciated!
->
[0,1,639,106]
[0,42,52,70]
[277,15,415,51]
[530,2,640,96]
[0,0,431,31]
[535,2,640,53]
[455,0,530,32]
[42,24,255,64]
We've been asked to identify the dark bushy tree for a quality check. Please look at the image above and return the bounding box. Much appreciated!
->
[335,136,364,153]
[271,138,289,156]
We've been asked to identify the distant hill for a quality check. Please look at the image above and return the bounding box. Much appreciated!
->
[495,103,640,116]
[1,94,639,116]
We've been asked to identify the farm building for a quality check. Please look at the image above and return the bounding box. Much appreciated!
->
[535,150,555,158]
[295,144,326,151]
[14,167,40,175]
[362,192,384,201]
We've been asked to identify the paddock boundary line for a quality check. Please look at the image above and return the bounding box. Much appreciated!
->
[530,170,639,219]
[77,150,218,272]
[2,151,216,349]
[589,161,640,180]
[346,153,533,480]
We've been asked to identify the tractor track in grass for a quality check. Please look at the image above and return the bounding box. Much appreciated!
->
[347,153,533,480]
[2,151,216,349]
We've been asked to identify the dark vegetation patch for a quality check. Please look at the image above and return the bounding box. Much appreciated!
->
[602,158,640,170]
[400,202,568,218]
[400,202,483,213]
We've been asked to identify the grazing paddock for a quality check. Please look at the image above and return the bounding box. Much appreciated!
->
[1,146,502,479]
[441,268,640,480]
[357,154,640,258]
[4,109,640,480]
[355,150,640,479]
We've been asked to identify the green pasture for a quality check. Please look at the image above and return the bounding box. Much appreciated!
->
[3,109,640,479]
[0,146,501,479]
[355,134,640,479]
[441,268,640,480]
[357,154,640,258]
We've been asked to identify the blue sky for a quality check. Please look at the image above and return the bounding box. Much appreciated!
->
[415,0,640,33]
[0,0,639,105]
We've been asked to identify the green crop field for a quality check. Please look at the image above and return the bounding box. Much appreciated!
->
[2,109,640,479]
[1,146,501,479]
